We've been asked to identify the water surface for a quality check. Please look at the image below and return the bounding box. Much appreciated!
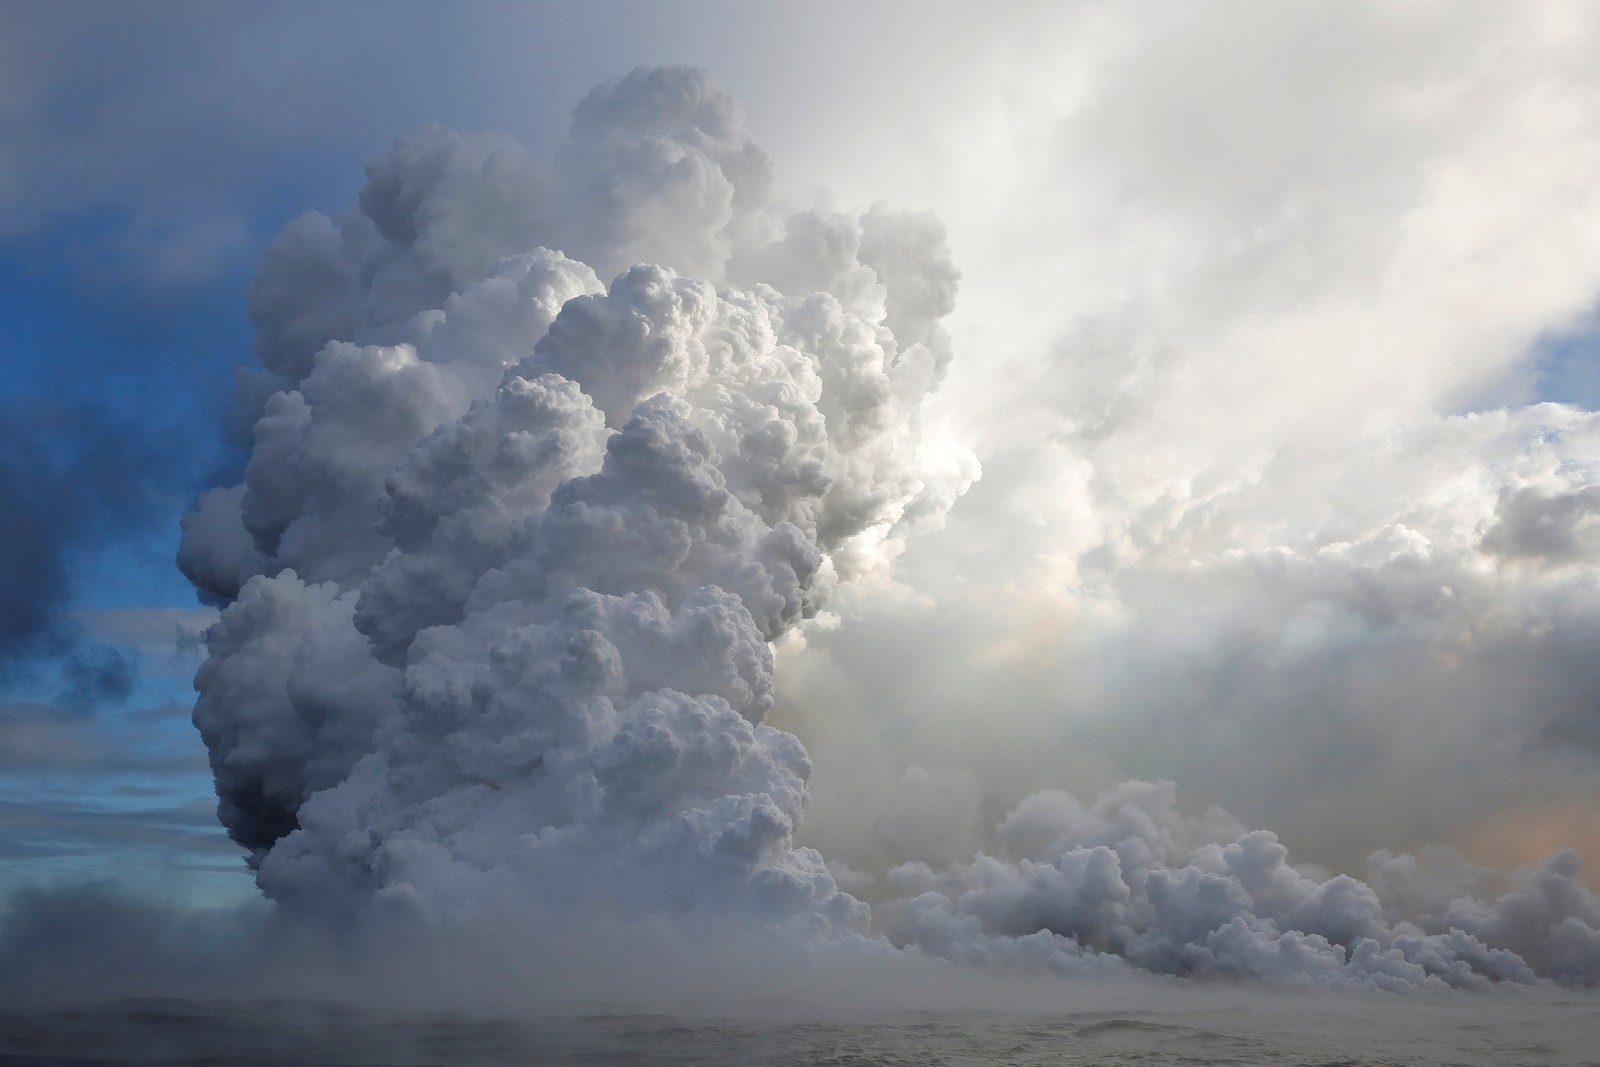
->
[3,993,1596,1066]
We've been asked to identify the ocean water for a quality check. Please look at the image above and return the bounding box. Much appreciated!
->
[2,993,1597,1067]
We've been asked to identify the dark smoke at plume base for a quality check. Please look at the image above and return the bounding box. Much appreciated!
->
[174,66,1600,993]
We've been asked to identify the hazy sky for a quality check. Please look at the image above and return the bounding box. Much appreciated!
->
[5,0,1600,993]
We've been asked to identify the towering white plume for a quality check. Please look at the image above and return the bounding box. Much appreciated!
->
[180,66,973,927]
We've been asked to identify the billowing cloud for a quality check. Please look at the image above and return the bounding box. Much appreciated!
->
[180,67,972,936]
[171,59,1600,992]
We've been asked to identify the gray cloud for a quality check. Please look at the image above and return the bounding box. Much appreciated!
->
[162,55,1600,991]
[179,68,972,933]
[1482,484,1600,565]
[0,402,178,718]
[0,409,148,661]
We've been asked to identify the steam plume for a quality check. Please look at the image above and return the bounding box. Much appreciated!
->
[180,66,971,928]
[180,67,1600,991]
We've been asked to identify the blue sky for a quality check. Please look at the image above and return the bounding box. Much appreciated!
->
[0,219,252,901]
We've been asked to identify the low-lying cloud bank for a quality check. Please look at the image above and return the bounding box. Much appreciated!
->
[4,781,1599,1004]
[880,780,1600,990]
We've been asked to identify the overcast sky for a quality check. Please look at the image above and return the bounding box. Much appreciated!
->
[5,0,1600,930]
